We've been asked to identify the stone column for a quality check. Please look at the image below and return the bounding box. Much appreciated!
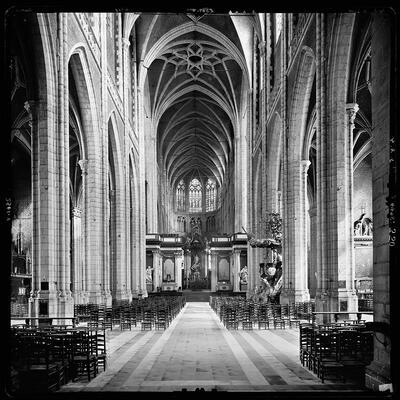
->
[314,13,328,317]
[113,186,130,301]
[184,250,191,290]
[234,134,241,232]
[259,41,268,216]
[77,159,89,304]
[57,13,73,320]
[319,14,358,320]
[206,248,211,283]
[175,251,183,289]
[232,249,241,292]
[29,98,60,320]
[99,13,112,306]
[152,249,162,291]
[365,11,393,390]
[308,205,318,298]
[123,36,132,301]
[29,14,73,322]
[210,251,218,292]
[301,159,311,299]
[71,207,83,303]
[280,160,310,304]
[335,103,359,313]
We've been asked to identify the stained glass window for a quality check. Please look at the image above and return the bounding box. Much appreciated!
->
[275,14,282,43]
[206,178,216,212]
[176,180,186,211]
[189,178,202,212]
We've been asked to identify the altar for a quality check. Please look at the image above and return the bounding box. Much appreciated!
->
[146,232,248,294]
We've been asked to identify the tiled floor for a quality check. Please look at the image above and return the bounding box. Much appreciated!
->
[60,302,367,393]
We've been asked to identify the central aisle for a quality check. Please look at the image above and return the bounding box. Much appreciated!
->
[61,302,365,392]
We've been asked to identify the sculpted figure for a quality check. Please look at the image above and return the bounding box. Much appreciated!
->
[146,265,153,284]
[239,265,248,284]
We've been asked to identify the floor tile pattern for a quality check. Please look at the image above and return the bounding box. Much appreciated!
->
[61,302,367,392]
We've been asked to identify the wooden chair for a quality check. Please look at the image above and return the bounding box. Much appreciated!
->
[120,312,132,331]
[273,305,285,329]
[257,305,270,329]
[313,330,344,383]
[70,330,98,381]
[94,329,107,372]
[288,304,301,328]
[299,324,313,368]
[18,332,62,392]
[141,310,153,331]
[336,329,371,383]
[155,310,168,330]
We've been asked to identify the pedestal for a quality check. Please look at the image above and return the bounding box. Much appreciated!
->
[280,288,310,304]
[338,288,358,315]
[365,361,392,391]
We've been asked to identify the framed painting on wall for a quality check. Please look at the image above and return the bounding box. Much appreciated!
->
[163,257,175,282]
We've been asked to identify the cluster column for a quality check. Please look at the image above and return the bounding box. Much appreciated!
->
[232,249,241,292]
[71,207,83,303]
[280,159,310,303]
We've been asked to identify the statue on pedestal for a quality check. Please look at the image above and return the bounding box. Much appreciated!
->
[354,213,373,237]
[146,265,154,284]
[243,211,283,303]
[190,254,201,280]
[239,265,248,284]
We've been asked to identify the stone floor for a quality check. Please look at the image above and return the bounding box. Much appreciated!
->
[60,302,368,393]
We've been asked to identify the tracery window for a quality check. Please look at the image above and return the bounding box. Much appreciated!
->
[177,216,186,232]
[255,39,260,126]
[176,180,186,211]
[206,178,216,212]
[275,13,282,43]
[189,178,202,212]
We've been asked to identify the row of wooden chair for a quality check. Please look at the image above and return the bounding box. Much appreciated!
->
[74,295,185,331]
[10,326,107,393]
[210,296,312,330]
[299,322,374,383]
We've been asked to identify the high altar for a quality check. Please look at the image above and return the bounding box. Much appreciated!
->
[145,233,248,294]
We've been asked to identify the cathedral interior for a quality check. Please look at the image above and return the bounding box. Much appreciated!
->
[4,8,398,397]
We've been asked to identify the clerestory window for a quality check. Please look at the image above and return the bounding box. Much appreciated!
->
[176,180,186,211]
[206,178,216,212]
[189,178,202,212]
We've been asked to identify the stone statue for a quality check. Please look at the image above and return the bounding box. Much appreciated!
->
[363,217,373,236]
[354,213,365,236]
[190,254,201,280]
[354,213,373,236]
[239,265,248,284]
[146,265,153,284]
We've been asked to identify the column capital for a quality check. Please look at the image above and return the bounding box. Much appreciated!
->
[346,103,359,124]
[72,207,82,218]
[122,37,131,48]
[78,159,88,175]
[301,159,311,173]
[308,204,317,217]
[24,100,37,118]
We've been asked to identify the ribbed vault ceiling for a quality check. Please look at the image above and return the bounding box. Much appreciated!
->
[136,13,247,189]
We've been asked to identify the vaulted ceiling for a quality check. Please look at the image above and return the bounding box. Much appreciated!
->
[134,13,249,189]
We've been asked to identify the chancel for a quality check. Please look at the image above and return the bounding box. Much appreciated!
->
[5,7,397,396]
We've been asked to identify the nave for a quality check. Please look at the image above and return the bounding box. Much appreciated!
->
[60,302,366,393]
[5,10,396,394]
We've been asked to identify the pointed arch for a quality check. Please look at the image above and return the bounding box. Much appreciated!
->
[288,46,316,160]
[267,112,283,211]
